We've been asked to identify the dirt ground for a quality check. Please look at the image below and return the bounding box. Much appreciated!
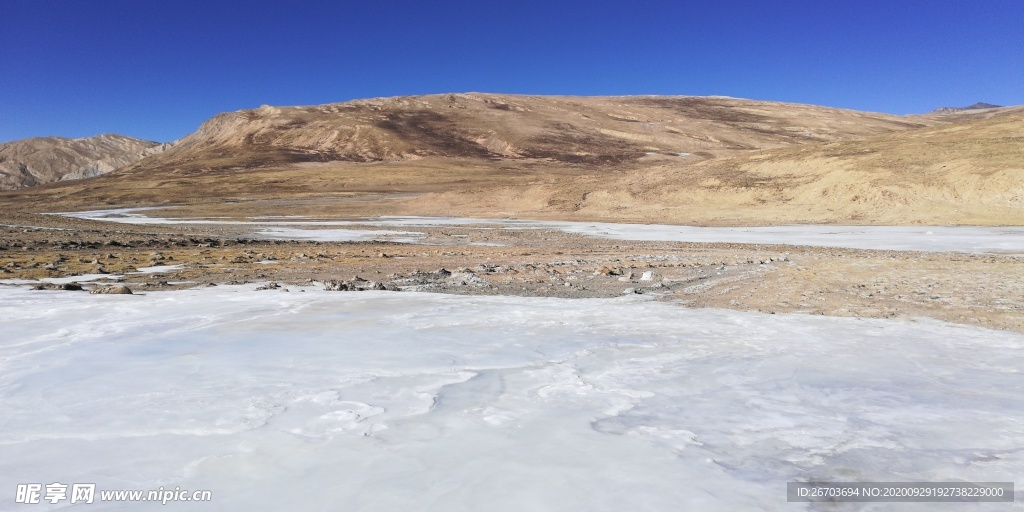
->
[2,207,1021,333]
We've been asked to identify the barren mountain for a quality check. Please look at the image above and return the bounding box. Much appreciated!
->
[0,134,165,190]
[7,94,926,202]
[4,94,1021,226]
[930,102,1003,114]
[487,105,1024,225]
[115,93,926,172]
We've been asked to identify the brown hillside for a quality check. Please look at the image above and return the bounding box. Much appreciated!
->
[3,94,1020,226]
[125,93,925,172]
[2,94,926,208]
[0,134,164,190]
[415,106,1024,225]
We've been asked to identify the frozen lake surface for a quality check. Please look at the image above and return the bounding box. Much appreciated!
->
[59,208,1024,253]
[55,208,424,244]
[2,285,1022,510]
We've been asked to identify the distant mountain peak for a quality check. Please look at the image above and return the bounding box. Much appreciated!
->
[0,134,166,190]
[930,102,1002,114]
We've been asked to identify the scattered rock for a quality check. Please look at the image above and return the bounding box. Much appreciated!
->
[90,285,133,295]
[32,282,84,291]
[324,278,394,292]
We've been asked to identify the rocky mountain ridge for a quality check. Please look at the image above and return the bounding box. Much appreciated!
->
[930,102,1003,114]
[0,134,166,190]
[115,93,927,174]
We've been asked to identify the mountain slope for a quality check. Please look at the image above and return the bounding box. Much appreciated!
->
[113,93,927,175]
[0,134,164,190]
[4,94,1020,226]
[444,105,1024,225]
[930,102,1003,114]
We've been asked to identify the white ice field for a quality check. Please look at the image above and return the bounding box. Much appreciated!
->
[2,284,1023,510]
[58,207,1024,253]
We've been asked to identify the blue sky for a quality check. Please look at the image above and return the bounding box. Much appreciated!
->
[2,0,1022,143]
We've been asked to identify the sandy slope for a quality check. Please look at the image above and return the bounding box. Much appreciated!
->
[408,107,1024,225]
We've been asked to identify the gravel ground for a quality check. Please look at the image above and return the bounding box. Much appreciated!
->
[2,210,1022,332]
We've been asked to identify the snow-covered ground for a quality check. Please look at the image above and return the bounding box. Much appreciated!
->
[546,222,1024,253]
[2,285,1022,510]
[360,217,1024,253]
[53,208,423,244]
[0,274,118,286]
[58,208,1024,253]
[0,266,183,288]
[132,264,185,274]
[254,226,423,243]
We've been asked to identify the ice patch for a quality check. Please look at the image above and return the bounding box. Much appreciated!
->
[1,285,1022,509]
[255,226,423,243]
[133,264,184,274]
[56,208,1024,253]
[0,274,122,286]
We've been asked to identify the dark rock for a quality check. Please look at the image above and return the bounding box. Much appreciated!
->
[90,285,133,295]
[32,282,85,291]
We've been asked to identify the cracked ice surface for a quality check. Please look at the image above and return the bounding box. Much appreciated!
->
[1,286,1022,510]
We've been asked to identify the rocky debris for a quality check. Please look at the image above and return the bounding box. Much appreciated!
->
[322,267,491,293]
[32,282,84,291]
[254,282,282,291]
[3,215,1020,332]
[90,285,133,295]
[324,276,391,291]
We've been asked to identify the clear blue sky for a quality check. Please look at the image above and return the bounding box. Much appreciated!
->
[2,0,1022,143]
